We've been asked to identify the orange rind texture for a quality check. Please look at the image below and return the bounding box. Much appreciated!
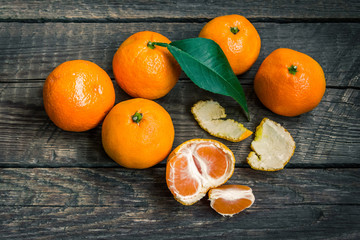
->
[102,98,174,169]
[112,31,181,99]
[43,60,115,132]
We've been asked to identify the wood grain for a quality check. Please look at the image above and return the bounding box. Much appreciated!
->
[0,22,359,87]
[1,1,359,239]
[1,82,359,167]
[1,0,359,21]
[1,168,359,206]
[0,205,358,239]
[0,168,359,239]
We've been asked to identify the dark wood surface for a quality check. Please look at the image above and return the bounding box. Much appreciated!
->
[0,1,359,239]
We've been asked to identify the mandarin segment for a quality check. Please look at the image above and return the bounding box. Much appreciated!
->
[166,139,235,205]
[208,185,255,217]
[170,155,200,197]
[195,144,228,179]
[191,100,252,142]
[247,118,296,171]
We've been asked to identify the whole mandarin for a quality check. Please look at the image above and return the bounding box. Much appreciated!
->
[199,14,261,75]
[254,48,326,117]
[43,60,115,132]
[102,98,174,169]
[113,31,181,99]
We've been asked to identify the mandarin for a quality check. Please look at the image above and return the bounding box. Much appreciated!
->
[112,31,181,99]
[102,98,174,169]
[166,139,235,205]
[254,48,326,117]
[43,60,115,132]
[199,14,261,75]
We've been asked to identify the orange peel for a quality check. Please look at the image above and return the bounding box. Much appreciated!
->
[247,118,296,171]
[191,100,252,142]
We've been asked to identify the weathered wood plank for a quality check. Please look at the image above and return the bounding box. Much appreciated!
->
[0,168,359,206]
[0,206,358,239]
[1,0,359,21]
[0,22,359,87]
[0,82,359,167]
[0,168,359,239]
[0,205,358,239]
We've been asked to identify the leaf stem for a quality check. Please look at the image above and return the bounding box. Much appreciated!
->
[152,42,169,47]
[245,111,251,121]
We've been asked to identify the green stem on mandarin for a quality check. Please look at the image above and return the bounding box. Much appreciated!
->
[147,41,156,49]
[288,65,298,75]
[132,112,143,124]
[230,27,239,34]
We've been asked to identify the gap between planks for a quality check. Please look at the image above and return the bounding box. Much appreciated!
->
[1,79,359,90]
[0,17,360,24]
[1,203,359,208]
[0,165,359,169]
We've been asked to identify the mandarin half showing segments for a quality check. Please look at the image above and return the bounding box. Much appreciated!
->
[166,139,235,205]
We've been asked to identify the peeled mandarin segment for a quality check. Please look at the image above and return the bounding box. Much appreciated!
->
[194,144,228,179]
[191,100,252,142]
[211,198,253,215]
[208,185,255,217]
[168,155,200,197]
[166,139,235,205]
[247,118,296,171]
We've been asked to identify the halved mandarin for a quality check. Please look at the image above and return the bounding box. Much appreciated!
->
[166,139,235,205]
[208,185,255,217]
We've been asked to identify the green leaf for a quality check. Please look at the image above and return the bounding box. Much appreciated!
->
[154,38,250,121]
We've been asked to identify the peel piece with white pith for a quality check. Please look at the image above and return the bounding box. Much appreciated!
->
[191,100,252,142]
[247,118,296,171]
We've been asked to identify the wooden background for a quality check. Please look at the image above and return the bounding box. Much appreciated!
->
[0,1,359,239]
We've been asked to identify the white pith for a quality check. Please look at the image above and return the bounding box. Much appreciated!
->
[192,100,248,141]
[209,187,255,217]
[247,118,295,171]
[209,188,255,202]
[168,140,234,205]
